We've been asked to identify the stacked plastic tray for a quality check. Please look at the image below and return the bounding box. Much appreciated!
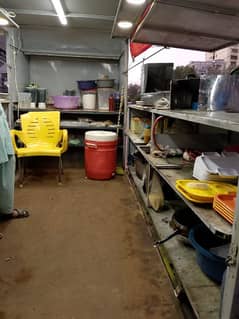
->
[213,193,236,224]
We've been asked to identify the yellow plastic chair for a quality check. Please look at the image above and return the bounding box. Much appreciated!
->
[11,111,68,186]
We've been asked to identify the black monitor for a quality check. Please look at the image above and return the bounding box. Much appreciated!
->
[170,78,200,109]
[141,63,174,94]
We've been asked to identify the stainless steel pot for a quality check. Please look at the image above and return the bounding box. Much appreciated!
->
[154,208,199,247]
[97,79,114,88]
[207,75,239,112]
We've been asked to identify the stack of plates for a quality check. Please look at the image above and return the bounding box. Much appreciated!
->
[213,193,236,224]
[176,180,237,204]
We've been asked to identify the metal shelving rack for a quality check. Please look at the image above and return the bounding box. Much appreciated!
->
[14,106,121,116]
[112,0,239,316]
[13,106,124,141]
[125,104,239,318]
[12,107,124,153]
[129,164,221,319]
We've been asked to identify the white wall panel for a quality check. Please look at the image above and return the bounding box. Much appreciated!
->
[22,27,123,59]
[6,28,29,101]
[29,56,119,96]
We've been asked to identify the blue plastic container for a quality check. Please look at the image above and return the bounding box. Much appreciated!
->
[77,80,97,91]
[189,224,229,283]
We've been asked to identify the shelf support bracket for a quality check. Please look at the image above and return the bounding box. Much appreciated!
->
[226,245,238,267]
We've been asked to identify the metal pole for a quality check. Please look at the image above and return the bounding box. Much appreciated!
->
[123,39,129,170]
[221,179,239,318]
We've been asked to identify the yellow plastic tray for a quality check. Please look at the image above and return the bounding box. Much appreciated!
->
[176,184,212,203]
[176,180,237,202]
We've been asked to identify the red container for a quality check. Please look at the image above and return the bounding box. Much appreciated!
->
[85,131,118,180]
[108,94,115,111]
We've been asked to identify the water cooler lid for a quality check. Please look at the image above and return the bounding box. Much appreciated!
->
[85,131,117,142]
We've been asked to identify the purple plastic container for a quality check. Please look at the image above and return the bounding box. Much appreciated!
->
[52,96,79,109]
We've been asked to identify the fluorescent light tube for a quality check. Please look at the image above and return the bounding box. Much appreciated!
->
[50,0,67,25]
[127,0,146,5]
[0,8,19,28]
[118,21,133,29]
[0,17,9,26]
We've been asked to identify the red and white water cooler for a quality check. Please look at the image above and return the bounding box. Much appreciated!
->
[84,131,118,180]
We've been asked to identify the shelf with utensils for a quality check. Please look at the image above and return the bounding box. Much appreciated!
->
[151,109,239,133]
[14,106,122,116]
[128,164,221,319]
[60,120,122,130]
[133,144,232,237]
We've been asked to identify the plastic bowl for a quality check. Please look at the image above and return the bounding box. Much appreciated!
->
[189,224,229,283]
[77,80,97,91]
[52,96,79,109]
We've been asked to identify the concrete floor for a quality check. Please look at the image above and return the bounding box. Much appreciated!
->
[0,169,183,319]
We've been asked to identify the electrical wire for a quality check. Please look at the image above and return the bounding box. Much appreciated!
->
[0,8,19,28]
[124,46,168,74]
[152,116,164,150]
[117,87,124,136]
[10,29,21,119]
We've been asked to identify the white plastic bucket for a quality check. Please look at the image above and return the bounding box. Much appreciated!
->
[18,92,31,108]
[82,92,96,110]
[97,88,114,110]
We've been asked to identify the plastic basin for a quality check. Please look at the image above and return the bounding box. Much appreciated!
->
[52,96,79,109]
[189,224,229,283]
